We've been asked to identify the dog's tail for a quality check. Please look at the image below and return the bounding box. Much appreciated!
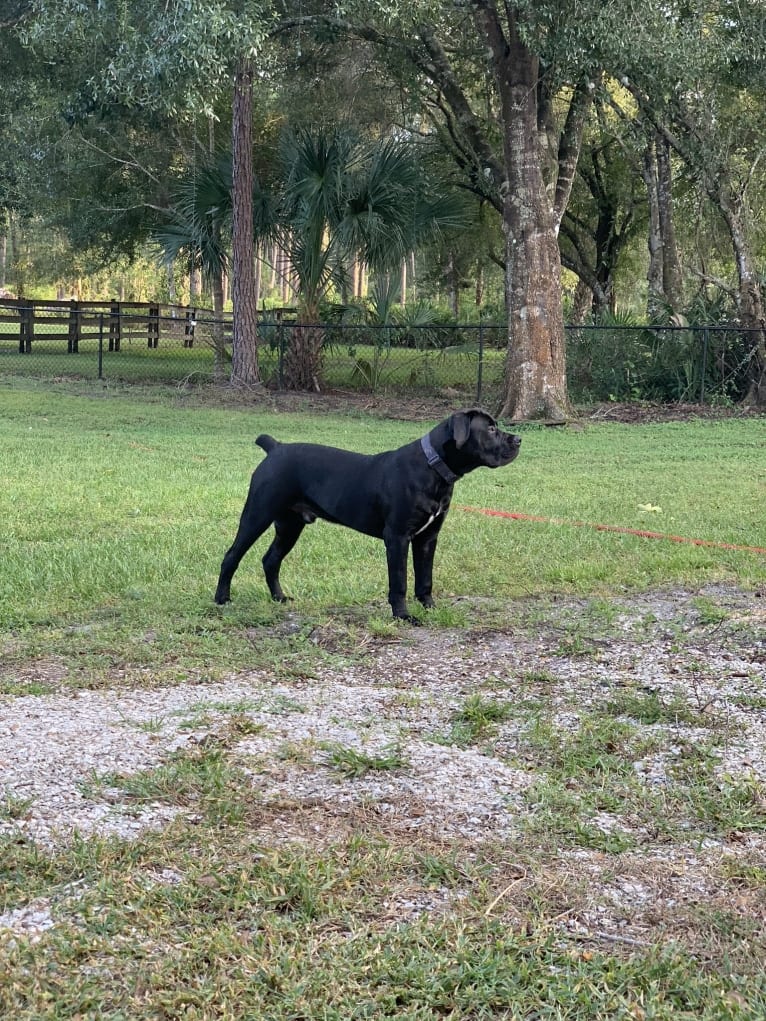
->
[256,434,278,454]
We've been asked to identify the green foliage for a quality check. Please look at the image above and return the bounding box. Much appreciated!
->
[152,126,467,329]
[274,127,467,320]
[152,150,236,287]
[566,316,758,403]
[21,0,275,118]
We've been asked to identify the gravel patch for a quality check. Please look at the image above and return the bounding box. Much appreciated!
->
[1,586,764,942]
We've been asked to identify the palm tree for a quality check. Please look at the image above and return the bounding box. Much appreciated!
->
[276,126,467,389]
[155,127,466,389]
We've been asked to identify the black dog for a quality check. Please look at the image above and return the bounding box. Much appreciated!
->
[214,408,521,622]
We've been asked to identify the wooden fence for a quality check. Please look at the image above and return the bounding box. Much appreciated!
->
[0,298,233,352]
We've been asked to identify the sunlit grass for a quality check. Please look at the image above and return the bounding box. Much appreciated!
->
[1,382,764,689]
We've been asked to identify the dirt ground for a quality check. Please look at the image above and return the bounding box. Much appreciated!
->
[176,382,766,425]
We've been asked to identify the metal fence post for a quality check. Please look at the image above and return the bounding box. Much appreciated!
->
[98,313,104,379]
[700,327,708,404]
[278,320,285,388]
[477,320,484,405]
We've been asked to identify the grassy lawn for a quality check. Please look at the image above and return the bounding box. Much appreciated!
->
[0,336,504,393]
[1,381,762,640]
[1,380,765,1018]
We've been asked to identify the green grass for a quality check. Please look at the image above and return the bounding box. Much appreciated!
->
[2,821,765,1019]
[2,381,766,1018]
[436,693,514,747]
[603,688,703,725]
[322,741,409,777]
[1,380,763,619]
[0,380,763,692]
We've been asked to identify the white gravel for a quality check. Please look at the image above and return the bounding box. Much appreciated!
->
[1,587,764,941]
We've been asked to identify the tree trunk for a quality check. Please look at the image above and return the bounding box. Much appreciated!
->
[656,136,683,311]
[229,59,260,387]
[720,201,766,406]
[642,141,664,318]
[269,243,278,292]
[475,259,484,308]
[571,278,594,324]
[283,324,323,390]
[279,244,290,303]
[593,200,622,317]
[474,5,570,420]
[189,264,201,302]
[447,252,459,317]
[254,242,262,310]
[166,263,176,305]
[10,218,25,297]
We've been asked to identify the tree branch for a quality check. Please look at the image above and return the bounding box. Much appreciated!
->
[553,79,595,232]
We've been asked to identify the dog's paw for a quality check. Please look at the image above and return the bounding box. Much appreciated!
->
[393,613,423,626]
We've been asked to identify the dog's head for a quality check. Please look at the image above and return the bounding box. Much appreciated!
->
[447,408,521,471]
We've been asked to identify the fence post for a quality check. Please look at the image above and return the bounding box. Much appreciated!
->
[67,299,80,353]
[476,320,484,405]
[98,313,104,379]
[278,319,285,388]
[700,327,708,404]
[185,307,196,348]
[19,301,33,353]
[109,300,121,352]
[148,304,160,348]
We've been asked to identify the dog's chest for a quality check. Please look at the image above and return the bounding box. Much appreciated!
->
[412,496,451,536]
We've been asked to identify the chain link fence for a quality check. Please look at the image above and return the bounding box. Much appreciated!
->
[1,300,761,405]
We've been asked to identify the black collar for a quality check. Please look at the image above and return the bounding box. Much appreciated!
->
[420,434,458,484]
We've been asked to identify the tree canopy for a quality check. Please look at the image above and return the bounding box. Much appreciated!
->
[3,0,765,409]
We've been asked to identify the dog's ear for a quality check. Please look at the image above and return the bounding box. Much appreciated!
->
[450,411,473,448]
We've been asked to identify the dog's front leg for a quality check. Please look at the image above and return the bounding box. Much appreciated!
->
[412,520,442,610]
[383,530,417,622]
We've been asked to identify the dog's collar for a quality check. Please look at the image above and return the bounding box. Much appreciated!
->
[420,434,458,484]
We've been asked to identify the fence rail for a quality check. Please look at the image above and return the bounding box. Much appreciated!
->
[0,299,760,404]
[0,297,233,353]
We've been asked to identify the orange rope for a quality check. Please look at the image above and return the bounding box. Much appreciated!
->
[458,506,766,556]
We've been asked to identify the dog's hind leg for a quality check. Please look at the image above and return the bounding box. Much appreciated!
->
[262,511,307,603]
[214,495,274,605]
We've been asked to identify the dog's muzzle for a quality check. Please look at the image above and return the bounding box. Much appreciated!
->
[499,434,522,464]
